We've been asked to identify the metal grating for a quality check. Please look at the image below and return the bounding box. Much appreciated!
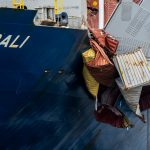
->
[113,48,150,89]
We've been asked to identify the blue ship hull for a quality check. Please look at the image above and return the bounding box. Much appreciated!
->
[0,8,90,120]
[0,8,150,150]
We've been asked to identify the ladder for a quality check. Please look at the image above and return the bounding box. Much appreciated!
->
[54,0,63,14]
[12,0,25,9]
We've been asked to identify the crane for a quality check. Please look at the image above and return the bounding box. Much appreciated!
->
[54,0,63,15]
[12,0,25,9]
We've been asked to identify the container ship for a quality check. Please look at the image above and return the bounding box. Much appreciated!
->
[0,0,149,150]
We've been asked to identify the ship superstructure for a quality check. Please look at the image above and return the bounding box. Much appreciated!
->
[0,0,88,29]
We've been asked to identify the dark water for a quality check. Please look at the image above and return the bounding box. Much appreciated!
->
[0,89,149,150]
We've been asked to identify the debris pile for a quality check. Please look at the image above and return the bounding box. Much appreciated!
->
[83,0,150,128]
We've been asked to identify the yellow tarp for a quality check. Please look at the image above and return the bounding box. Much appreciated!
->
[82,48,99,97]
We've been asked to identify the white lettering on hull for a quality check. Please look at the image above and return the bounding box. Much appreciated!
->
[0,35,12,47]
[0,34,30,48]
[19,36,30,48]
[9,35,20,48]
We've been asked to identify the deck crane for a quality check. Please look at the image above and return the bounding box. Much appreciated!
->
[12,0,25,9]
[54,0,63,15]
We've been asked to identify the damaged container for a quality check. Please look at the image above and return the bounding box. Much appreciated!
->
[86,39,118,87]
[113,48,150,89]
[82,48,99,97]
[116,78,143,120]
[94,85,132,128]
